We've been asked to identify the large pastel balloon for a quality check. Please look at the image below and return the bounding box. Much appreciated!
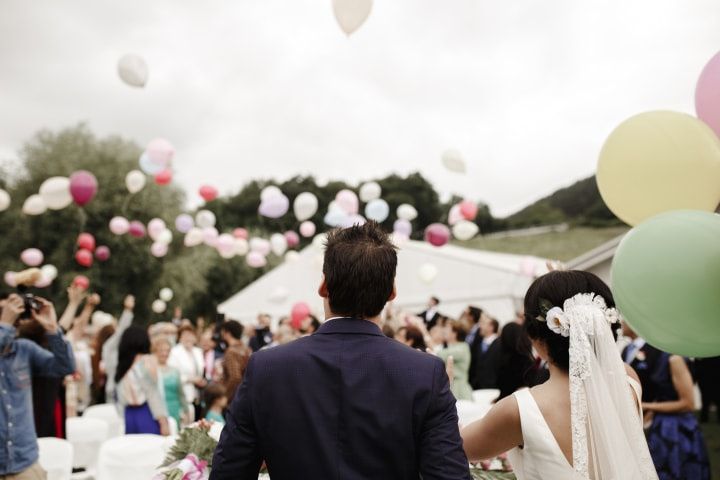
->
[68,171,98,207]
[95,245,111,262]
[597,111,720,226]
[202,227,219,247]
[299,221,316,238]
[195,210,216,228]
[418,263,438,284]
[20,248,44,267]
[293,192,319,221]
[175,214,194,233]
[154,169,172,186]
[459,200,478,221]
[424,223,451,247]
[150,242,168,258]
[216,234,236,258]
[23,194,47,215]
[77,233,96,252]
[233,228,248,239]
[125,170,146,194]
[442,149,467,174]
[156,229,173,245]
[359,182,381,202]
[234,238,249,256]
[365,199,389,222]
[332,0,373,35]
[270,233,288,256]
[184,227,204,247]
[139,152,165,175]
[75,249,93,268]
[249,237,271,256]
[152,299,167,314]
[146,138,175,165]
[259,194,289,218]
[109,216,130,235]
[695,50,720,138]
[159,288,174,302]
[128,221,146,238]
[397,204,418,221]
[117,54,148,88]
[40,264,58,281]
[284,231,300,248]
[39,176,72,210]
[246,251,267,268]
[452,220,479,241]
[4,271,17,287]
[34,275,52,288]
[260,185,283,202]
[0,189,10,212]
[147,218,166,240]
[290,302,311,329]
[199,185,218,202]
[335,189,359,214]
[612,210,720,357]
[448,204,463,226]
[324,205,349,227]
[393,219,412,237]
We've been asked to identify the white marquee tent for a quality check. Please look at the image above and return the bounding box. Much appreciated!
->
[218,238,549,324]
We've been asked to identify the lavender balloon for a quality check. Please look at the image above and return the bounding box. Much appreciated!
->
[258,194,289,218]
[393,219,412,237]
[175,214,194,233]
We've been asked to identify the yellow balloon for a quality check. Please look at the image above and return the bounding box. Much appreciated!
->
[597,111,720,226]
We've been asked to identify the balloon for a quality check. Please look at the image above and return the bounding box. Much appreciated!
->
[75,249,93,268]
[150,242,168,258]
[418,263,438,284]
[184,228,204,247]
[233,228,248,239]
[202,227,219,247]
[284,231,300,248]
[259,194,289,218]
[397,204,417,221]
[159,288,174,302]
[246,251,267,268]
[268,286,289,304]
[69,170,98,206]
[448,204,463,226]
[441,149,467,173]
[77,233,96,252]
[152,299,167,314]
[339,214,366,228]
[23,194,46,215]
[39,176,72,210]
[199,185,218,202]
[459,200,478,221]
[4,271,16,287]
[695,50,720,138]
[146,138,175,165]
[452,220,479,241]
[40,265,58,281]
[125,170,146,194]
[139,152,165,175]
[249,237,271,256]
[95,246,111,262]
[597,111,720,226]
[20,248,44,267]
[335,189,359,214]
[293,192,319,221]
[0,189,9,212]
[424,223,451,247]
[260,185,283,202]
[234,238,249,256]
[34,275,51,288]
[332,0,373,35]
[128,221,146,238]
[109,216,130,235]
[612,210,720,357]
[156,229,173,245]
[216,234,236,258]
[299,221,316,238]
[324,205,349,227]
[393,219,412,237]
[175,214,194,233]
[117,54,148,88]
[72,275,90,290]
[195,210,216,228]
[147,218,166,240]
[290,302,311,329]
[154,169,172,185]
[270,233,288,256]
[365,199,389,222]
[359,182,381,202]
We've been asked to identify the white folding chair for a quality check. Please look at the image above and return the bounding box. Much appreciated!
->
[83,404,124,438]
[168,415,179,436]
[37,437,74,480]
[66,417,109,470]
[96,434,167,480]
[456,400,490,427]
[471,388,500,406]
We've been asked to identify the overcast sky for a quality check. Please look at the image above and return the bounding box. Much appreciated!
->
[1,0,718,216]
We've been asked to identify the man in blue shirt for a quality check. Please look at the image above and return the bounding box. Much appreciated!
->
[0,293,75,478]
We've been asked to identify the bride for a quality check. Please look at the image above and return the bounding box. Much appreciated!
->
[461,270,658,479]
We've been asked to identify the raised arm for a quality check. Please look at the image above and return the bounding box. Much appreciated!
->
[28,297,75,377]
[58,285,86,333]
[70,293,100,342]
[102,295,134,364]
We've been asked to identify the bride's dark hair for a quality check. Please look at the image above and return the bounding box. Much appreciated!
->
[524,270,620,371]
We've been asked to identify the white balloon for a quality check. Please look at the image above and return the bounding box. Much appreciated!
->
[156,228,173,245]
[40,264,58,281]
[418,263,438,284]
[159,287,174,302]
[195,210,216,228]
[234,238,249,256]
[39,177,72,210]
[125,170,146,194]
[23,194,46,216]
[118,54,148,88]
[448,204,463,226]
[441,148,467,174]
[365,199,389,222]
[332,0,373,35]
[452,220,479,241]
[203,227,219,246]
[249,237,271,256]
[0,189,10,212]
[359,182,382,202]
[184,228,204,247]
[151,299,167,314]
[270,233,288,256]
[91,311,114,329]
[397,204,418,221]
[268,286,289,304]
[293,192,319,221]
[260,185,282,201]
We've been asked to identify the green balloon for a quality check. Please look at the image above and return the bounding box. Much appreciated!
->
[612,210,720,357]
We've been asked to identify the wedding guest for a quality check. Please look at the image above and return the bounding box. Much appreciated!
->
[169,325,206,420]
[249,313,272,352]
[495,322,536,400]
[621,322,663,405]
[419,296,441,330]
[200,328,218,381]
[203,383,228,424]
[382,323,395,338]
[470,315,501,390]
[694,356,720,423]
[264,324,296,348]
[116,326,170,435]
[101,295,135,402]
[90,324,115,404]
[300,314,321,335]
[394,325,427,352]
[153,336,190,428]
[463,306,483,388]
[221,342,251,403]
[219,320,244,348]
[438,320,473,401]
[427,317,448,354]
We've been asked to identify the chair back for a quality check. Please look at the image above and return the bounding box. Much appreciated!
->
[37,437,74,480]
[66,417,110,469]
[83,404,124,437]
[96,434,167,480]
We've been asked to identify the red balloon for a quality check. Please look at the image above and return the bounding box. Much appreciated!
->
[69,170,98,206]
[128,221,146,238]
[77,232,96,252]
[95,245,111,262]
[459,200,478,221]
[199,185,218,202]
[75,249,93,268]
[424,223,451,247]
[72,275,90,290]
[154,169,172,185]
[233,228,248,239]
[291,302,311,329]
[284,231,300,248]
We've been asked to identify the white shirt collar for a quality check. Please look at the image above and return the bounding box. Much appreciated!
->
[483,334,498,344]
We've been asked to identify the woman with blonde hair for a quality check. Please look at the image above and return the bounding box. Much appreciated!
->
[153,336,189,427]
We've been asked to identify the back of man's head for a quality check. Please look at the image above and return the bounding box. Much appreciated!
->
[323,221,398,319]
[221,320,244,340]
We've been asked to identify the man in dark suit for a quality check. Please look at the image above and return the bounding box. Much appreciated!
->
[470,315,501,390]
[419,296,441,330]
[211,222,471,480]
[621,322,663,403]
[463,306,483,385]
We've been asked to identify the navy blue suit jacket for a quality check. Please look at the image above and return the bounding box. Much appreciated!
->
[210,318,471,479]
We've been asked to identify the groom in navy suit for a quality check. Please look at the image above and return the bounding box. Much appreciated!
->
[211,222,471,479]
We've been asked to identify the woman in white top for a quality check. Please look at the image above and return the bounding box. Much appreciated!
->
[168,325,205,418]
[462,270,657,480]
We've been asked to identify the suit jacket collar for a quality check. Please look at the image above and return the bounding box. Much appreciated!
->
[316,317,383,336]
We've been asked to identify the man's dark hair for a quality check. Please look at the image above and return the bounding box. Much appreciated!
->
[430,296,440,305]
[489,318,500,334]
[323,221,398,319]
[220,320,244,340]
[467,306,482,324]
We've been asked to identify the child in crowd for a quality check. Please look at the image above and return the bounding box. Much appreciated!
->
[204,383,228,424]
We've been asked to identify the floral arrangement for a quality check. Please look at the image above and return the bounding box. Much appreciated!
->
[469,454,516,480]
[154,421,219,480]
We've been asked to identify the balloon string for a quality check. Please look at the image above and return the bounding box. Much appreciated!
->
[78,208,87,232]
[121,193,133,216]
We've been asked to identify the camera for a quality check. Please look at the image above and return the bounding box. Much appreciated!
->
[20,293,41,320]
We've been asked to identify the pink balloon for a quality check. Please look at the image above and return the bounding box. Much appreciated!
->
[246,251,267,268]
[20,248,44,267]
[216,233,235,250]
[73,275,90,290]
[448,204,463,226]
[77,232,96,252]
[95,245,111,262]
[75,249,94,268]
[291,302,311,329]
[393,219,412,237]
[284,231,300,248]
[69,170,98,206]
[199,185,218,202]
[335,189,359,214]
[424,223,451,247]
[154,169,172,185]
[203,227,219,247]
[258,195,289,218]
[4,271,17,287]
[128,221,146,238]
[34,276,51,288]
[147,218,166,240]
[459,200,478,221]
[299,221,316,238]
[151,242,168,258]
[146,138,175,165]
[109,216,130,235]
[233,227,249,239]
[696,50,720,137]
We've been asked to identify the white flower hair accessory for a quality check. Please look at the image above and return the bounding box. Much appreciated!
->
[537,293,621,338]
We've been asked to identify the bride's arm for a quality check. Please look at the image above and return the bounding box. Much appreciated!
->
[461,395,522,462]
[642,355,695,414]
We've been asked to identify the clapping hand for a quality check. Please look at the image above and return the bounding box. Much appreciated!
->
[32,297,59,334]
[0,294,24,326]
[123,295,135,312]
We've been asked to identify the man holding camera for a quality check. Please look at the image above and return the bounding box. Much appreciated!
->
[0,294,75,479]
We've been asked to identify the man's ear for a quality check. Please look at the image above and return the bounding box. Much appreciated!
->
[318,276,329,298]
[387,282,397,302]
